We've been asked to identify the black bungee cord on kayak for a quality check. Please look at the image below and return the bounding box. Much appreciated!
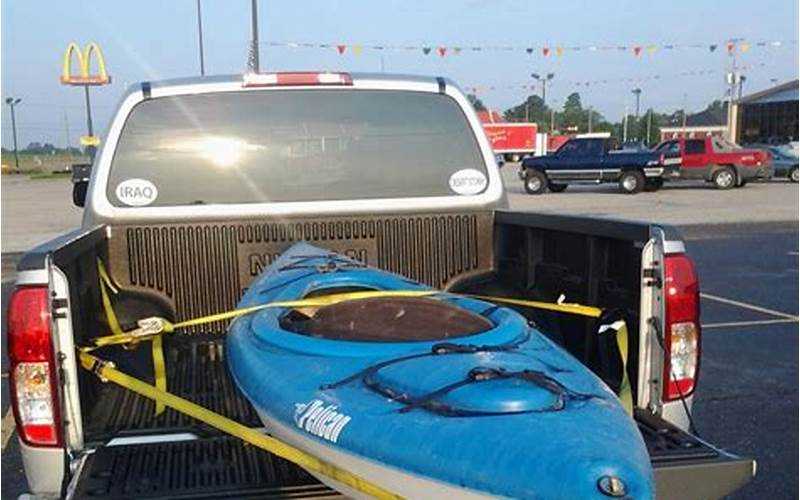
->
[375,367,600,416]
[320,330,603,416]
[319,330,532,391]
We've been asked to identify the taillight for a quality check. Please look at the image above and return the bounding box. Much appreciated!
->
[662,254,701,402]
[243,72,353,87]
[7,286,62,447]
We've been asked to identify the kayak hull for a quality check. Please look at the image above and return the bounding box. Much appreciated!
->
[227,242,655,499]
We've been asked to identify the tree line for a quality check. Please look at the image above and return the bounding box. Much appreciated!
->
[1,143,84,155]
[468,93,728,145]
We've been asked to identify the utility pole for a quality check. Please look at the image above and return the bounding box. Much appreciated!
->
[725,38,743,141]
[587,105,593,133]
[623,105,628,143]
[646,109,652,146]
[248,0,260,73]
[681,92,688,133]
[632,88,642,120]
[5,97,21,171]
[63,109,72,161]
[550,109,555,133]
[531,73,555,131]
[737,74,746,101]
[196,0,205,76]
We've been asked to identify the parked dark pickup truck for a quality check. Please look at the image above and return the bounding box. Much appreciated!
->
[519,137,679,195]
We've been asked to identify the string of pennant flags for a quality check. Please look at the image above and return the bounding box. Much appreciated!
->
[264,38,796,58]
[464,62,771,94]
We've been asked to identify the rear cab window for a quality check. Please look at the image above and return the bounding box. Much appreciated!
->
[106,89,488,207]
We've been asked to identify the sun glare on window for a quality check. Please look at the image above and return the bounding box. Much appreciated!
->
[166,136,265,167]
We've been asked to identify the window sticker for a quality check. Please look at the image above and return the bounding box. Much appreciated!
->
[115,178,158,206]
[448,168,488,195]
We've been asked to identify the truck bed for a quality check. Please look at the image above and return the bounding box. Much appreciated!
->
[72,337,752,500]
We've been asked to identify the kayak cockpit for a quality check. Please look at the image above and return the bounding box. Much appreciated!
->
[281,296,493,342]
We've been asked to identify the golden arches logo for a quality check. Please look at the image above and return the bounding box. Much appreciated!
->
[60,42,110,86]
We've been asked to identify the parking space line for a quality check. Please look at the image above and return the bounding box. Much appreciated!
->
[702,318,799,330]
[2,409,15,452]
[700,292,799,320]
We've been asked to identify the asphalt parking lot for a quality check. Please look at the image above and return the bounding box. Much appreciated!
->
[1,175,798,499]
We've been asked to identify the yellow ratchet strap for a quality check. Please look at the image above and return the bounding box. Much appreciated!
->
[97,260,168,414]
[77,351,402,500]
[90,289,439,348]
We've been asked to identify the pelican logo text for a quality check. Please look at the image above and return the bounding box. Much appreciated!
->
[294,399,351,443]
[60,42,111,86]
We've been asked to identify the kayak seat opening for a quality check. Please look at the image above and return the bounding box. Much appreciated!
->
[281,296,493,342]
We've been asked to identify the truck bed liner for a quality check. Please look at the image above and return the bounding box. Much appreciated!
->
[84,340,261,441]
[71,436,339,499]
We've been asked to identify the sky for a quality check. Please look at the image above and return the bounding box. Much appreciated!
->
[1,0,798,148]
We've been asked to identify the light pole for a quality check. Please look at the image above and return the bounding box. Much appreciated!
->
[531,73,555,130]
[196,0,205,76]
[248,0,260,73]
[5,97,21,171]
[632,88,642,120]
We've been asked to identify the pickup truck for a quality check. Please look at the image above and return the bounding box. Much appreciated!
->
[654,136,773,189]
[8,72,755,499]
[519,137,678,194]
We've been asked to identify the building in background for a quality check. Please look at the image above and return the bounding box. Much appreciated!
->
[734,79,799,144]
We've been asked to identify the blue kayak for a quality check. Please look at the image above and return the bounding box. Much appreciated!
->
[227,242,654,499]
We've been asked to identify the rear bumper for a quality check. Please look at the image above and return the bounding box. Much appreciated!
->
[654,455,755,500]
[638,410,756,499]
[19,440,65,498]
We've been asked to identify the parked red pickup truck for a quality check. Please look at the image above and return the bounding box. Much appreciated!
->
[654,136,773,189]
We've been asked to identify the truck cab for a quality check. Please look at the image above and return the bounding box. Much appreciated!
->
[8,72,754,499]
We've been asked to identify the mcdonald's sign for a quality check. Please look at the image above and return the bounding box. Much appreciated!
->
[60,42,110,86]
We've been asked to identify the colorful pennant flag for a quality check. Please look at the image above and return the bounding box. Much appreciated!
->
[422,47,432,55]
[336,44,346,55]
[555,46,564,57]
[352,44,363,56]
[542,46,550,57]
[633,46,643,57]
[437,46,447,57]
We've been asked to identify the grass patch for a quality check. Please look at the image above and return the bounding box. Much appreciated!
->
[28,172,71,180]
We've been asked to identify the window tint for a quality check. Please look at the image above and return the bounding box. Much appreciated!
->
[107,89,487,206]
[557,140,582,155]
[684,139,706,154]
[558,139,596,156]
[585,139,604,156]
[656,141,679,154]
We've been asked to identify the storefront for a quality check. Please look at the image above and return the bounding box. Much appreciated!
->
[735,80,799,145]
